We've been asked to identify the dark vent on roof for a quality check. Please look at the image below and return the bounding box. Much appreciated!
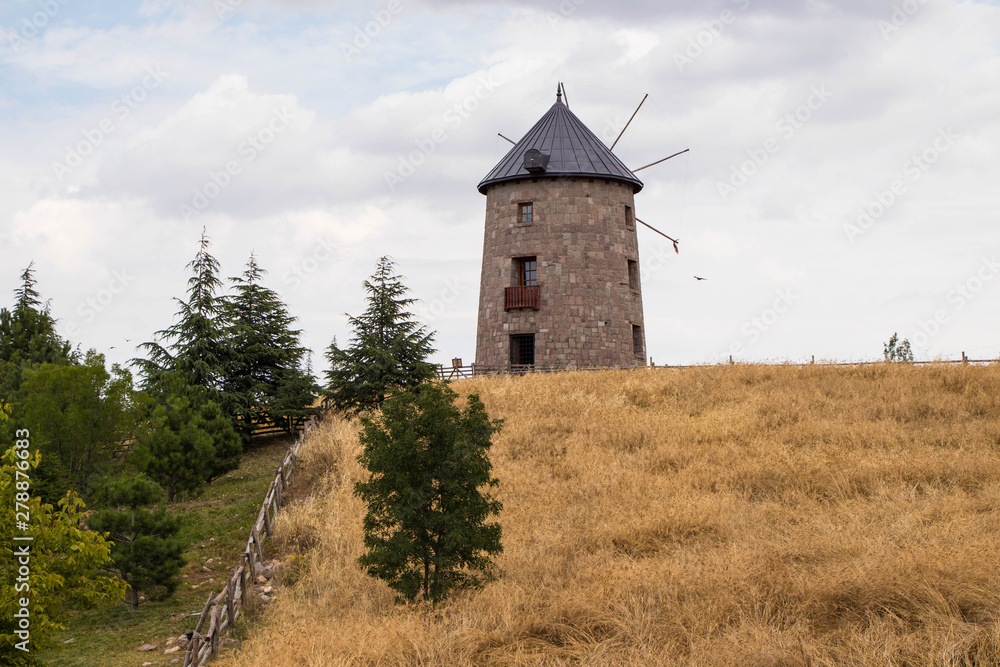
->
[523,149,549,173]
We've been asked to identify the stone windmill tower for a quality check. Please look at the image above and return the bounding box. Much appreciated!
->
[475,86,647,371]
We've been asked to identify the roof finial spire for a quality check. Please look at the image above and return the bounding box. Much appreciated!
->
[556,82,563,103]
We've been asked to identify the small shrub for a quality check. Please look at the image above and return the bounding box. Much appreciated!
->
[884,332,914,362]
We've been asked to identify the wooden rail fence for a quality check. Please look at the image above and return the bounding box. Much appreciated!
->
[182,415,318,667]
[435,352,996,380]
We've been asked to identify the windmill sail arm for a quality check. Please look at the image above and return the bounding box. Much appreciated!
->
[631,148,690,173]
[611,93,648,151]
[636,217,679,245]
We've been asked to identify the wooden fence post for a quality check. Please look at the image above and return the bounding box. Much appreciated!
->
[225,576,235,629]
[194,591,213,634]
[186,591,214,666]
[207,603,220,657]
[241,551,249,598]
[262,497,272,536]
[274,470,282,511]
[251,525,264,565]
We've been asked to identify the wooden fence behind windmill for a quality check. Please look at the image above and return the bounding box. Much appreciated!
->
[182,415,318,667]
[436,352,995,379]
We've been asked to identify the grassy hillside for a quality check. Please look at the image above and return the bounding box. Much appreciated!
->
[225,364,1000,666]
[37,435,294,667]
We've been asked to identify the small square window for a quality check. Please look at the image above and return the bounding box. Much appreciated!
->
[518,202,533,224]
[632,324,644,357]
[627,260,639,291]
[625,206,634,229]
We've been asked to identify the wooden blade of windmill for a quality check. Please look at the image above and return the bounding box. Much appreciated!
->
[632,148,690,173]
[611,93,648,151]
[635,217,679,244]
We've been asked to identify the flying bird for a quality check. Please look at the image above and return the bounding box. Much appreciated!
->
[694,276,707,281]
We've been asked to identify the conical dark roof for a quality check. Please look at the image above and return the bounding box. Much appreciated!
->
[478,92,643,195]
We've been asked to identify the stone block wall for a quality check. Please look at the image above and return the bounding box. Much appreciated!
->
[475,176,647,369]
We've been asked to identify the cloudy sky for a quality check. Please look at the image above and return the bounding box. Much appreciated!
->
[1,0,998,372]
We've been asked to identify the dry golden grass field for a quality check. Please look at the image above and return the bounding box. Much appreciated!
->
[224,363,1000,666]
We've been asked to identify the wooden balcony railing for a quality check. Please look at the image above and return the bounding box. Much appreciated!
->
[504,285,540,310]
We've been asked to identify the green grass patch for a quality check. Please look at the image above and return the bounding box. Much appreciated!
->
[36,434,294,667]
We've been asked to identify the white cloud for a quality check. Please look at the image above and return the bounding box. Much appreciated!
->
[611,28,660,66]
[93,73,330,218]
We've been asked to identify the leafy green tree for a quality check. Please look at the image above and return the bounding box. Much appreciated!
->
[131,375,241,501]
[326,257,435,417]
[223,254,318,439]
[19,353,138,501]
[134,230,231,408]
[87,474,185,609]
[1,415,127,665]
[884,332,914,362]
[354,382,503,604]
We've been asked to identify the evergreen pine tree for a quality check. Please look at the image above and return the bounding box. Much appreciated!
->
[131,375,241,501]
[13,262,42,310]
[325,257,435,416]
[355,382,503,604]
[223,254,318,439]
[883,332,914,362]
[134,230,231,408]
[87,474,185,608]
[269,359,321,434]
[0,262,76,401]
